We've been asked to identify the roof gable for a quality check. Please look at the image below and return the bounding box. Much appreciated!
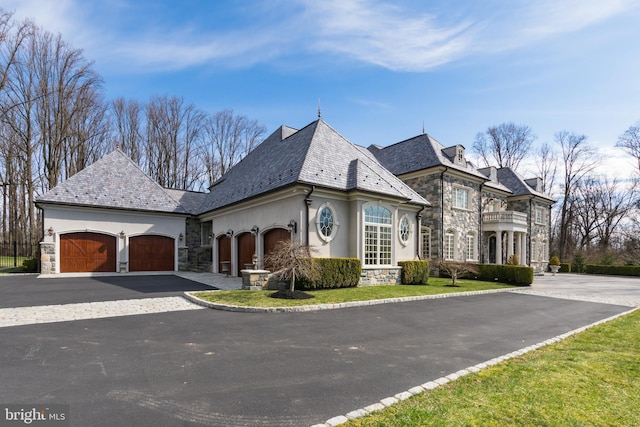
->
[497,167,554,202]
[37,149,187,214]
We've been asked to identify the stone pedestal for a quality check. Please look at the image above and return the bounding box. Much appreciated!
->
[241,270,270,290]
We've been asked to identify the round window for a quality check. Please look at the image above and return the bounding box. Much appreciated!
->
[319,207,334,238]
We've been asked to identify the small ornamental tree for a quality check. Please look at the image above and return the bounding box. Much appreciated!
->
[263,240,320,298]
[438,259,480,286]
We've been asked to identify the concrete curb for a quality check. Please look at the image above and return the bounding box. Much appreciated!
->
[310,306,639,427]
[183,287,519,313]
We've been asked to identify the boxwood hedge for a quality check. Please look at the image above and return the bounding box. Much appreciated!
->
[297,258,362,290]
[398,260,430,285]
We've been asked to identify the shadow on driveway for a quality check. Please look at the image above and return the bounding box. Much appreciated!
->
[0,274,215,308]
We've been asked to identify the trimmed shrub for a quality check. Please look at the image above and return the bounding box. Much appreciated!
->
[477,264,534,285]
[21,258,38,272]
[549,256,560,266]
[398,260,430,285]
[559,263,571,273]
[584,264,640,277]
[297,258,362,290]
[572,252,586,273]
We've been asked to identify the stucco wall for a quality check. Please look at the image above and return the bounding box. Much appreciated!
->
[41,205,186,273]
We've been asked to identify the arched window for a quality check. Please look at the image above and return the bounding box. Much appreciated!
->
[364,205,392,266]
[466,232,476,261]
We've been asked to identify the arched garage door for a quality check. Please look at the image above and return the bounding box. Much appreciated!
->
[237,232,255,276]
[129,235,175,271]
[60,232,116,273]
[263,228,290,270]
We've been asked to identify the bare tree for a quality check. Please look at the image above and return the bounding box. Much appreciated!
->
[534,142,558,195]
[437,259,479,286]
[202,109,266,186]
[472,122,535,170]
[556,131,599,259]
[111,97,143,164]
[144,95,205,190]
[263,240,319,295]
[616,120,640,174]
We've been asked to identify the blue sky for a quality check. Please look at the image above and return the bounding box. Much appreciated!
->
[6,0,640,177]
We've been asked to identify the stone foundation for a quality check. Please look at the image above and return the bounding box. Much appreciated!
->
[359,267,402,286]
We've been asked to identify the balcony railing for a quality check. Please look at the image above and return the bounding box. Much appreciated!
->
[482,211,528,226]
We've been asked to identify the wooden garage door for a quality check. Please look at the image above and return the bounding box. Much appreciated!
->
[263,228,290,270]
[129,235,175,271]
[218,235,231,274]
[60,232,116,273]
[237,232,255,276]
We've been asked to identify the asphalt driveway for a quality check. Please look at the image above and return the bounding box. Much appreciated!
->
[0,274,215,308]
[0,274,633,427]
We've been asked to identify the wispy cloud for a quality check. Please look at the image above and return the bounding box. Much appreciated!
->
[4,0,637,73]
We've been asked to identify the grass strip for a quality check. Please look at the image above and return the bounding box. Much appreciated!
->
[344,308,640,427]
[192,278,515,307]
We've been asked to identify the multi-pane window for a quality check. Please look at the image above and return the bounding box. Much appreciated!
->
[364,205,392,265]
[319,207,334,238]
[444,230,455,260]
[453,187,469,209]
[535,207,544,224]
[399,216,410,245]
[466,233,475,261]
[421,227,431,259]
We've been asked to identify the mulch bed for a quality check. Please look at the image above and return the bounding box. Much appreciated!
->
[269,289,314,299]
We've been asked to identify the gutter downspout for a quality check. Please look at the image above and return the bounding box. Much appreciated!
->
[440,167,449,260]
[528,196,533,267]
[416,205,427,259]
[304,185,315,246]
[479,182,486,263]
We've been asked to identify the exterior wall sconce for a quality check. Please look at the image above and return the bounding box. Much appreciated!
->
[287,219,297,234]
[226,229,234,237]
[251,225,259,235]
[119,230,126,239]
[179,232,184,242]
[47,227,54,237]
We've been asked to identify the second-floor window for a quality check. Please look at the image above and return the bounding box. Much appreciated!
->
[453,187,469,209]
[535,207,545,224]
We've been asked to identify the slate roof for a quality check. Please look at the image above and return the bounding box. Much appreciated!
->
[164,189,208,215]
[198,119,429,212]
[37,149,188,214]
[497,168,554,202]
[368,133,515,193]
[368,133,491,180]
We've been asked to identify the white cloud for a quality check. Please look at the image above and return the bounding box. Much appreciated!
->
[3,0,637,73]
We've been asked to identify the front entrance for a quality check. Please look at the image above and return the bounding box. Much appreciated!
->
[488,235,496,264]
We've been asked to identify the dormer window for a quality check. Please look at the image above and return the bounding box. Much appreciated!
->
[456,147,465,165]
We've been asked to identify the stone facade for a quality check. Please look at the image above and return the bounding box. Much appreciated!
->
[183,217,213,272]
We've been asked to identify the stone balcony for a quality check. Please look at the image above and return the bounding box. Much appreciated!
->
[482,211,528,232]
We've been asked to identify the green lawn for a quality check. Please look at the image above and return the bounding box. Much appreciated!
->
[192,278,515,307]
[344,308,640,427]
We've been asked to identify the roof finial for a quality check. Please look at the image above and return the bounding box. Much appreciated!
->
[422,121,425,134]
[317,99,322,119]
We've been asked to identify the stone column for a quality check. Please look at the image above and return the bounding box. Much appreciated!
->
[515,233,522,263]
[40,242,56,274]
[521,233,527,266]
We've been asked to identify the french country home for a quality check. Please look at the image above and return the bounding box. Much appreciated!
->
[37,118,553,283]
